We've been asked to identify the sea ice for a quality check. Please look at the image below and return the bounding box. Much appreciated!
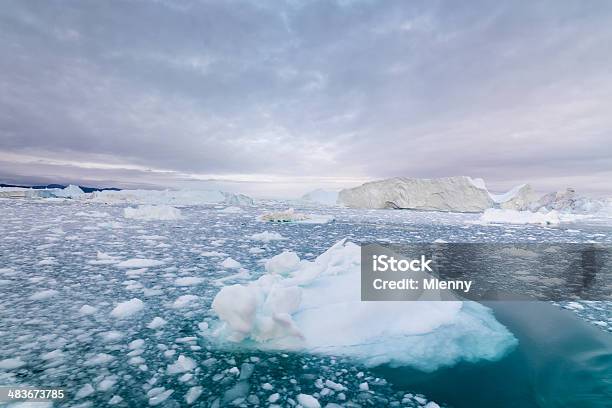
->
[79,304,98,315]
[0,357,25,369]
[175,276,205,286]
[249,231,285,242]
[124,205,183,221]
[478,208,587,225]
[75,383,95,399]
[110,298,144,318]
[297,393,321,408]
[220,206,243,213]
[264,251,301,275]
[167,355,196,374]
[147,317,167,329]
[220,257,242,269]
[259,208,334,224]
[29,289,59,300]
[185,386,203,404]
[211,239,517,370]
[172,295,199,309]
[116,258,164,268]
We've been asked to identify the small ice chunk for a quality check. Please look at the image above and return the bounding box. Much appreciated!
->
[110,298,144,318]
[149,389,174,406]
[425,402,441,408]
[264,251,300,275]
[262,383,274,391]
[75,383,95,399]
[98,378,117,391]
[129,339,145,349]
[172,295,199,309]
[84,353,115,366]
[79,304,98,315]
[185,386,203,405]
[30,289,59,300]
[268,393,280,403]
[359,382,369,391]
[167,355,196,374]
[99,331,124,343]
[147,317,167,329]
[41,349,64,360]
[116,258,164,268]
[109,395,123,405]
[324,380,346,391]
[297,393,321,408]
[0,357,25,369]
[249,231,285,242]
[221,257,242,269]
[175,277,205,286]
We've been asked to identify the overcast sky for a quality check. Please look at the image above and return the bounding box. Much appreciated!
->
[1,0,611,197]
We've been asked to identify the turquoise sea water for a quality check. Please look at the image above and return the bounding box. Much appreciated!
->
[0,200,610,407]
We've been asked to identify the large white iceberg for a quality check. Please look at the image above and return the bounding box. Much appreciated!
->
[83,189,253,206]
[489,184,539,211]
[211,239,517,370]
[338,176,494,212]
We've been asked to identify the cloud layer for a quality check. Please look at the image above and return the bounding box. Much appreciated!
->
[1,0,611,196]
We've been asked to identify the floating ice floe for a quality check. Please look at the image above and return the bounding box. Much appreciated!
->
[124,205,183,221]
[116,258,164,268]
[84,188,253,206]
[259,208,334,224]
[30,289,59,300]
[172,294,199,309]
[220,257,242,269]
[175,276,205,286]
[167,355,196,374]
[110,298,144,318]
[249,231,286,242]
[0,357,26,369]
[219,206,244,213]
[211,239,517,370]
[477,208,588,225]
[147,317,168,329]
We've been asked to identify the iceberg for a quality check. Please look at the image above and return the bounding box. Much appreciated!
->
[338,176,494,212]
[490,184,540,211]
[536,188,607,213]
[83,189,253,206]
[52,184,85,198]
[211,239,517,370]
[301,189,339,206]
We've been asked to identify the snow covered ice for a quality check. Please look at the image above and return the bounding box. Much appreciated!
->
[0,198,610,407]
[211,239,517,370]
[124,205,183,221]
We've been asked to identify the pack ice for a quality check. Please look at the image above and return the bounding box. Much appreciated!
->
[211,239,517,371]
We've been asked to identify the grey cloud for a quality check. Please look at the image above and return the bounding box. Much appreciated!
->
[0,0,611,195]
